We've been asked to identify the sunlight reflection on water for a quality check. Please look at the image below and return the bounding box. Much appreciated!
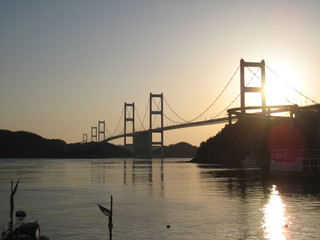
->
[1,159,320,239]
[262,185,288,240]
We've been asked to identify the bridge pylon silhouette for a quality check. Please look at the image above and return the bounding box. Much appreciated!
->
[227,59,267,124]
[149,93,164,156]
[98,120,106,142]
[131,93,164,158]
[240,59,266,114]
[228,59,301,124]
[124,102,135,151]
[91,126,97,142]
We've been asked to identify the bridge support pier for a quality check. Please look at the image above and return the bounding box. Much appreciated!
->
[133,131,152,158]
[228,112,232,125]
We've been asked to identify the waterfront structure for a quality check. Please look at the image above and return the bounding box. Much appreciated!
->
[270,149,320,177]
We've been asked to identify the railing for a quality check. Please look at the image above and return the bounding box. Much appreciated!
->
[271,149,320,161]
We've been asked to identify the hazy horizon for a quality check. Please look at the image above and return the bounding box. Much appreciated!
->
[1,0,319,146]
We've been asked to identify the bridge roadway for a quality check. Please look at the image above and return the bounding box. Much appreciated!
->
[105,104,320,143]
[105,116,231,142]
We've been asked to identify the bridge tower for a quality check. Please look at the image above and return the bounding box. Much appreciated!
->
[98,120,106,142]
[91,126,97,142]
[83,133,88,143]
[124,102,135,147]
[149,93,164,156]
[240,59,266,114]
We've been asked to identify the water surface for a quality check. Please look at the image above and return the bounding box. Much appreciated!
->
[1,158,319,239]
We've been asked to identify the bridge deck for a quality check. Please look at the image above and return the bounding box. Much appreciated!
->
[105,104,320,142]
[106,117,230,142]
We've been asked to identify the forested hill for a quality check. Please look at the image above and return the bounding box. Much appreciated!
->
[153,142,198,158]
[192,111,320,166]
[0,130,131,158]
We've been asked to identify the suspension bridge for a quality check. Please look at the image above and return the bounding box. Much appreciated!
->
[83,59,318,157]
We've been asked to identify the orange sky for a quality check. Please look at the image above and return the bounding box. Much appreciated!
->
[1,0,319,146]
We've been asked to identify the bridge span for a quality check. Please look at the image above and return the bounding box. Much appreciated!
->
[84,59,317,157]
[105,116,231,142]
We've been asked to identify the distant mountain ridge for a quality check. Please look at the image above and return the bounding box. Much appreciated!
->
[153,142,198,158]
[0,130,131,158]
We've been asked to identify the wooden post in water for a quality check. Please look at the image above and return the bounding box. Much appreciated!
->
[97,195,113,240]
[108,195,113,240]
[10,180,19,240]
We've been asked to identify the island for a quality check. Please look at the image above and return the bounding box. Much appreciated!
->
[153,142,198,158]
[0,130,198,159]
[191,108,320,167]
[0,130,132,158]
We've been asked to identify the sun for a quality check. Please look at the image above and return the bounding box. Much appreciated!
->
[264,64,300,106]
[264,80,291,106]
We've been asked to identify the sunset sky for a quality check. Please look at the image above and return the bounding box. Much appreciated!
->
[1,0,319,146]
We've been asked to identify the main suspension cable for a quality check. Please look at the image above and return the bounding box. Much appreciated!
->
[111,108,124,137]
[211,67,260,119]
[135,107,146,131]
[212,94,240,119]
[163,97,189,122]
[164,65,240,123]
[105,125,112,137]
[163,112,184,124]
[141,100,149,130]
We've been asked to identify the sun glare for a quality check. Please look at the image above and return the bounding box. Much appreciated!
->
[264,80,290,106]
[262,185,288,240]
[264,64,301,106]
[244,63,301,110]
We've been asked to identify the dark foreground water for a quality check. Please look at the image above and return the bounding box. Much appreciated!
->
[0,158,320,240]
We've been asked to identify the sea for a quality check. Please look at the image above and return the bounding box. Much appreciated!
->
[0,158,320,240]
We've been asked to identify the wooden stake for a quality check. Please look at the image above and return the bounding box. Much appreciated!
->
[108,195,113,240]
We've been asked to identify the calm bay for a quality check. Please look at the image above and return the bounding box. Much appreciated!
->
[1,158,320,240]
